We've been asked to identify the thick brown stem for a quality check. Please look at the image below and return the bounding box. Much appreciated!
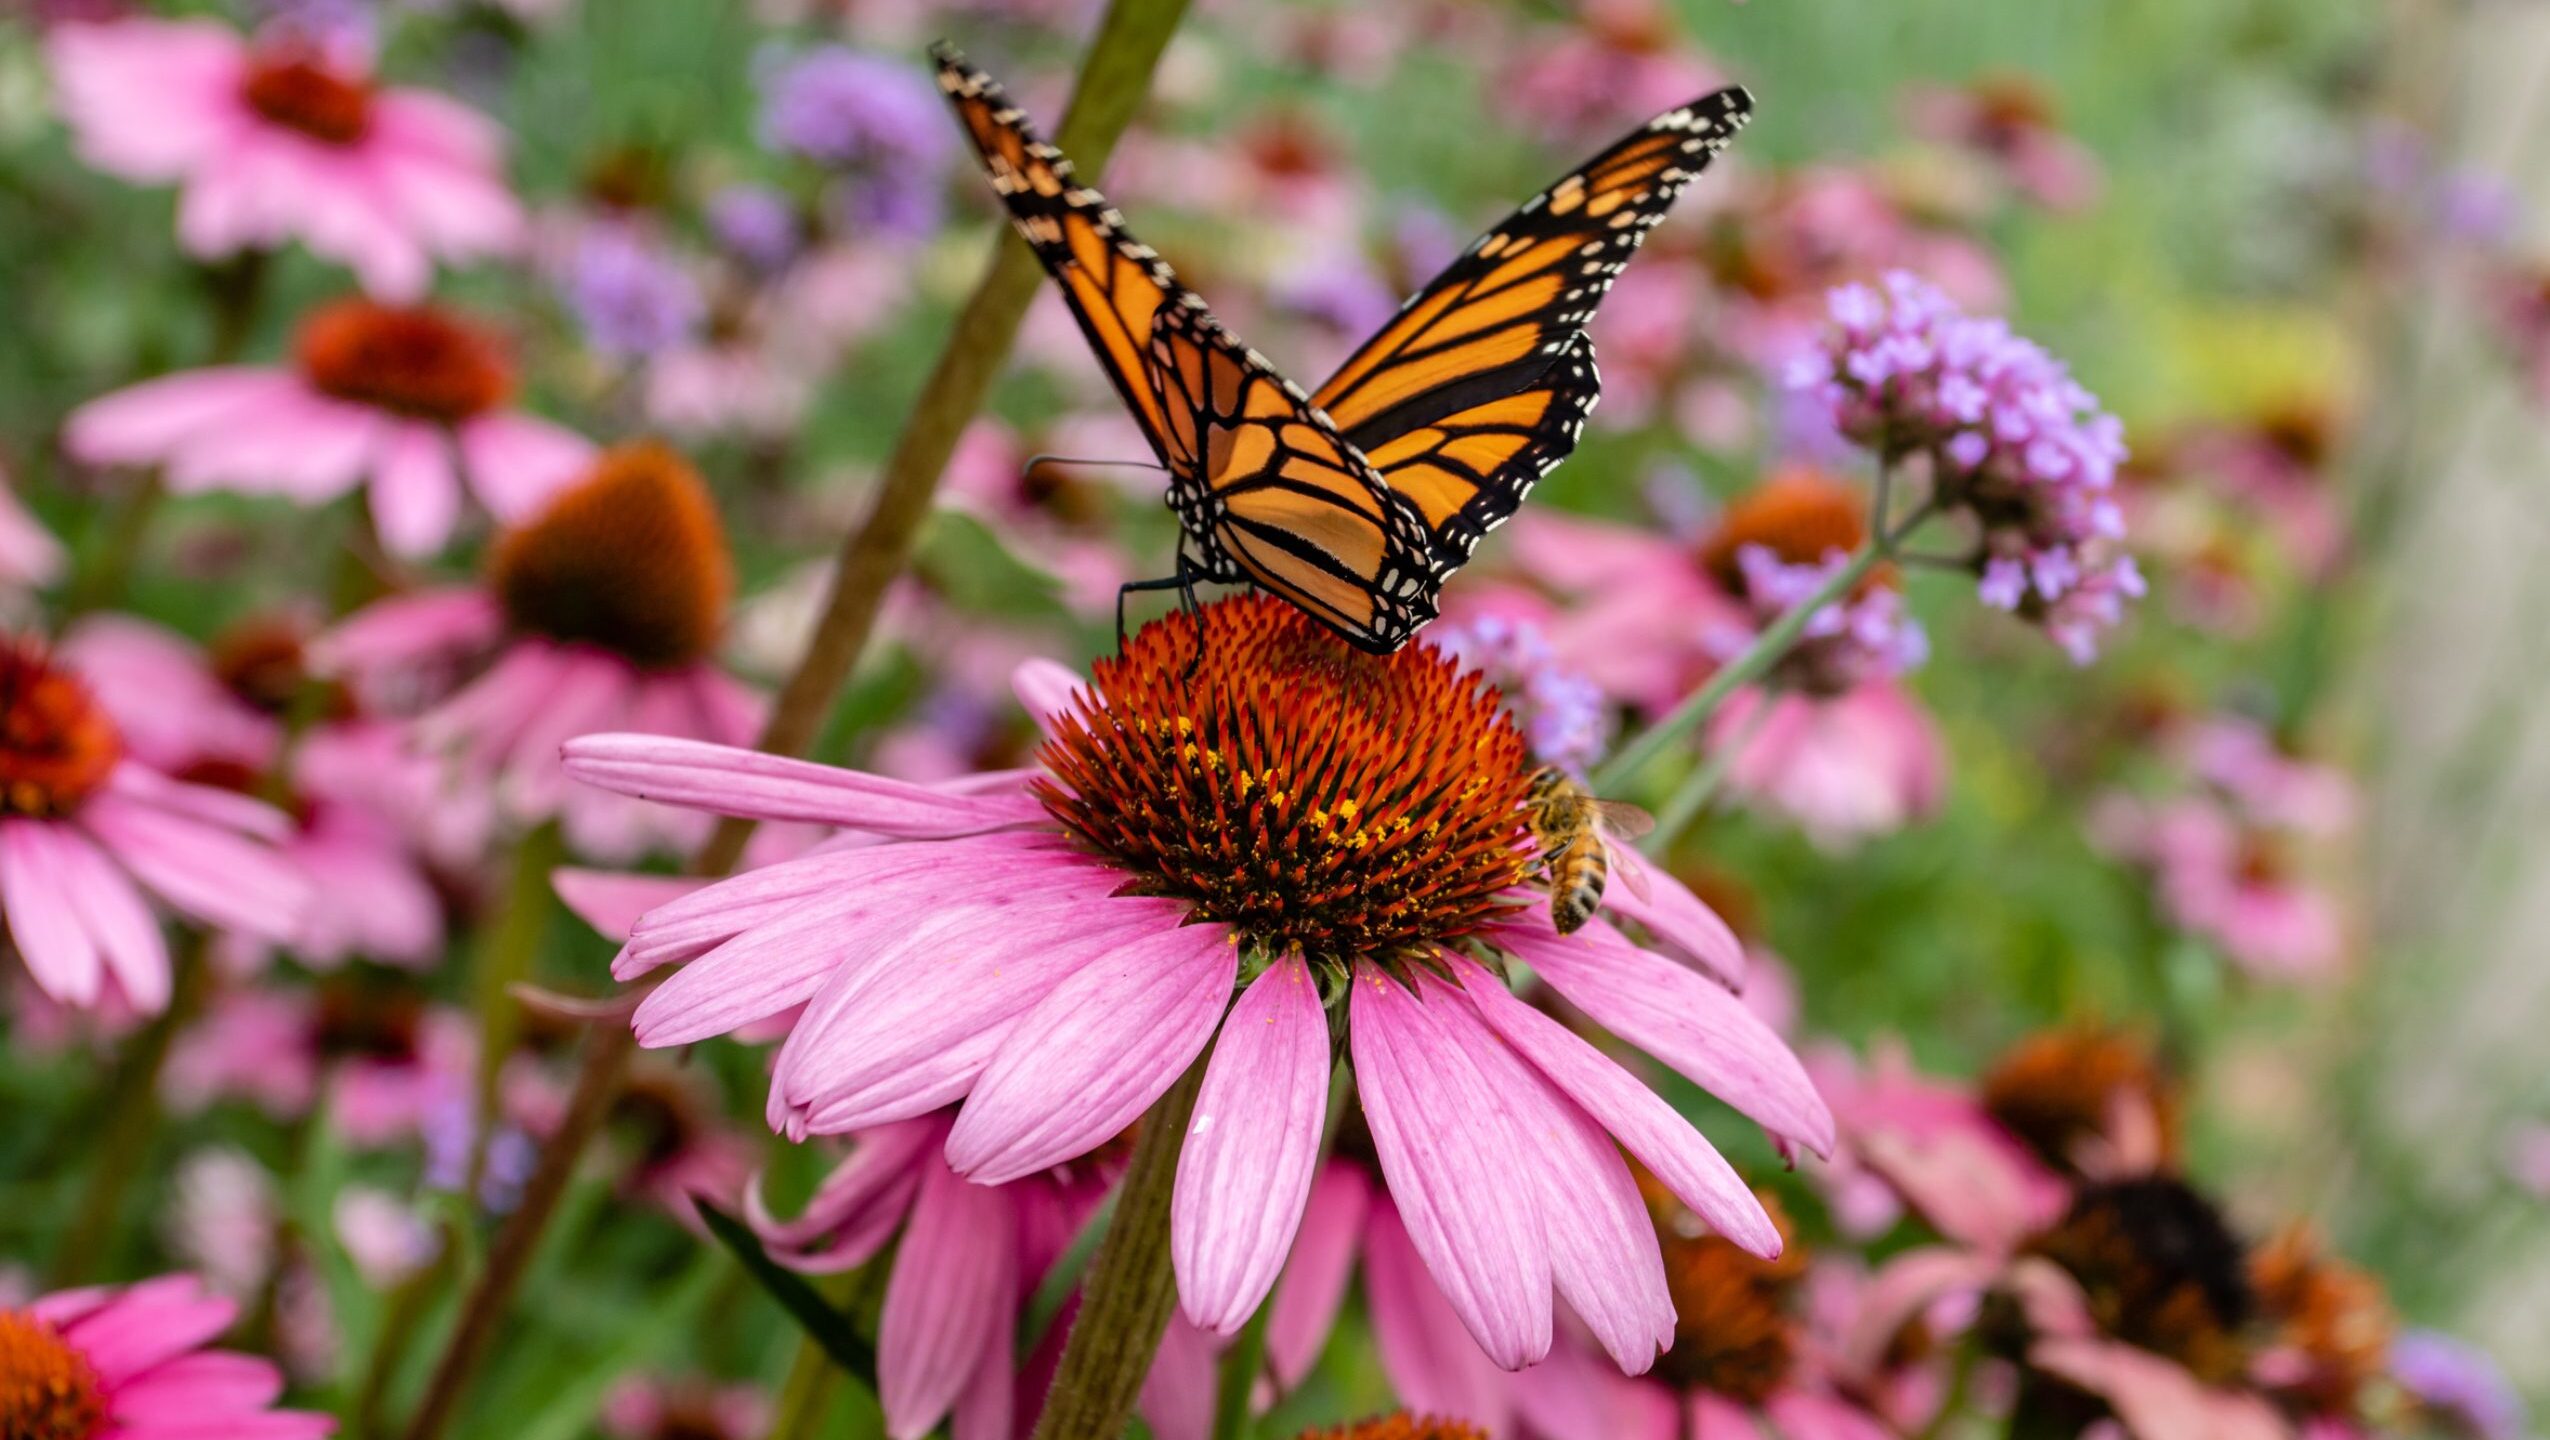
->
[1029,1051,1210,1440]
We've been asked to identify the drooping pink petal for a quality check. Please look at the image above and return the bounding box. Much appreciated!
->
[1500,921,1834,1157]
[457,412,592,519]
[366,421,462,557]
[1761,1390,1897,1440]
[46,823,171,1013]
[943,922,1241,1185]
[62,369,301,464]
[1264,1161,1371,1390]
[1691,1393,1770,1440]
[618,839,983,977]
[1174,955,1333,1337]
[59,1275,237,1380]
[1838,1247,2005,1380]
[1138,1315,1219,1440]
[1602,846,1747,986]
[1349,966,1552,1370]
[2030,1336,2289,1440]
[1363,1196,1513,1434]
[1511,1335,1679,1440]
[104,763,293,841]
[563,734,1049,835]
[1455,958,1776,1258]
[747,1116,942,1270]
[2,819,103,1006]
[1010,658,1086,738]
[1437,977,1671,1372]
[78,794,307,941]
[878,1158,1017,1440]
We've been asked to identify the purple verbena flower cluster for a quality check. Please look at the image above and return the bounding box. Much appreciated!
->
[756,45,951,242]
[1734,543,1929,688]
[562,226,704,360]
[706,184,802,273]
[1794,269,2141,663]
[1435,614,1611,776]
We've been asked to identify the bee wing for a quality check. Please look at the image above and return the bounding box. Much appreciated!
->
[1593,799,1656,841]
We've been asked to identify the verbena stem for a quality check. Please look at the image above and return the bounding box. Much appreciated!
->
[1593,466,1929,796]
[1030,1051,1212,1440]
[396,6,1193,1437]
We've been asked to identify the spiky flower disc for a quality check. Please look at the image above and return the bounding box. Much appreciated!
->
[1035,595,1535,973]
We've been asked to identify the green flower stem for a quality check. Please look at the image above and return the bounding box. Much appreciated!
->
[47,936,209,1285]
[465,822,562,1200]
[1030,1048,1213,1440]
[1593,475,1931,797]
[397,9,1194,1439]
[759,1272,865,1440]
[1641,697,1772,856]
[696,0,1194,875]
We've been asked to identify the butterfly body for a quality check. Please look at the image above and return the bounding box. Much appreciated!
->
[934,42,1751,652]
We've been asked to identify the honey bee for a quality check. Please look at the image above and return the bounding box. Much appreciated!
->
[1526,766,1655,935]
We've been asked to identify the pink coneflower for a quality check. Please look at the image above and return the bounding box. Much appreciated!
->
[322,442,764,861]
[1905,74,2104,212]
[0,636,305,1011]
[67,299,591,557]
[161,975,475,1146]
[571,596,1829,1374]
[749,1114,1129,1439]
[46,16,520,297]
[599,1374,769,1440]
[0,1273,332,1439]
[64,612,445,970]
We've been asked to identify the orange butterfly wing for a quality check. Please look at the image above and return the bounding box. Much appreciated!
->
[1145,302,1436,651]
[1313,89,1753,569]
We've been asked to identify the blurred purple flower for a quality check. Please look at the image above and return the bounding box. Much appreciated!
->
[1795,269,2138,662]
[1733,543,1929,681]
[564,226,704,360]
[2436,170,2520,247]
[2392,1331,2529,1440]
[706,184,801,272]
[756,45,950,241]
[1434,614,1611,775]
[1270,247,1400,336]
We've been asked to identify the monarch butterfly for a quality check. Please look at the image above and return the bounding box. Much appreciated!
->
[934,43,1752,653]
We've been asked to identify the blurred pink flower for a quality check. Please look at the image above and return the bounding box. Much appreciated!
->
[164,978,475,1146]
[1906,76,2104,212]
[1501,0,1729,142]
[0,637,305,1012]
[319,444,764,861]
[1,1274,333,1439]
[47,17,520,296]
[1712,685,1945,850]
[570,598,1825,1375]
[0,466,66,594]
[599,1375,770,1440]
[66,299,591,557]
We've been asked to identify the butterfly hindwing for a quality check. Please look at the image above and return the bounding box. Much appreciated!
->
[1145,302,1438,652]
[1312,88,1754,568]
[932,44,1197,472]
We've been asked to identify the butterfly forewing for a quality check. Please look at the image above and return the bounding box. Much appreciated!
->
[1311,88,1754,570]
[1145,304,1437,651]
[932,44,1198,474]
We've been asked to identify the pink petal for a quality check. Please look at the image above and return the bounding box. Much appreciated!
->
[62,369,299,464]
[2,819,102,1005]
[1761,1391,1897,1440]
[770,881,1184,1135]
[78,794,307,941]
[879,1159,1017,1439]
[457,412,593,519]
[632,842,1111,1047]
[620,839,976,977]
[367,422,461,557]
[104,1351,284,1420]
[1264,1162,1370,1390]
[563,734,1050,835]
[1173,956,1333,1336]
[1138,1316,1218,1440]
[48,824,171,1012]
[553,869,704,944]
[1364,1197,1513,1433]
[1010,658,1086,738]
[1440,976,1672,1372]
[1499,921,1834,1158]
[747,1116,940,1270]
[104,763,293,841]
[1602,846,1746,986]
[1455,959,1776,1258]
[1349,966,1552,1369]
[60,1276,235,1381]
[2030,1337,2289,1440]
[1692,1393,1769,1440]
[943,922,1240,1185]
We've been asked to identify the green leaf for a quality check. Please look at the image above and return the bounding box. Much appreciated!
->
[696,1200,879,1382]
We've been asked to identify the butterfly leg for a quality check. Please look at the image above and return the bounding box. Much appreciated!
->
[1114,569,1191,654]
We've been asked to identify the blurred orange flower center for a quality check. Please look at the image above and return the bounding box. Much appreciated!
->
[298,300,513,422]
[241,50,374,146]
[0,642,122,820]
[1035,596,1534,969]
[1291,1417,1489,1440]
[2027,1177,2253,1385]
[1651,1186,1806,1404]
[489,443,733,671]
[0,1310,107,1440]
[1699,468,1872,596]
[1980,1024,2178,1177]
